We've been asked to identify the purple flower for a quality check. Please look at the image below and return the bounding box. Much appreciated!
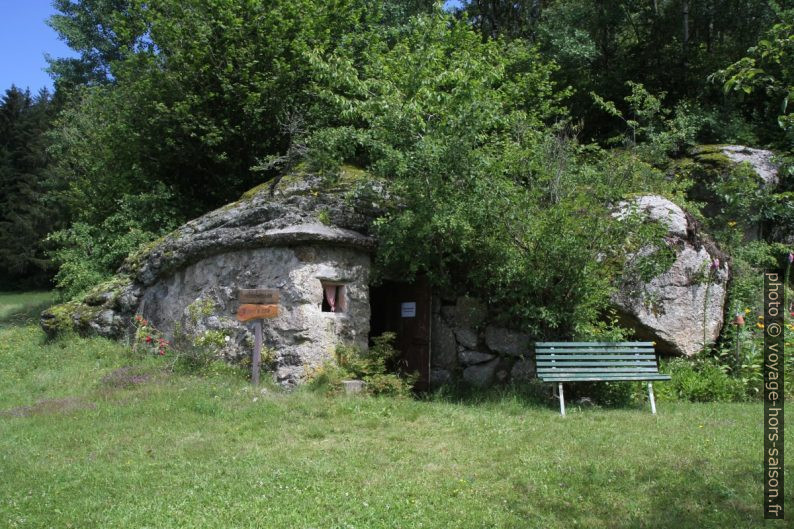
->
[711,258,720,271]
[788,252,793,264]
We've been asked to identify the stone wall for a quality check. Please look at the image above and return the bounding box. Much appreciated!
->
[139,244,371,386]
[430,296,534,388]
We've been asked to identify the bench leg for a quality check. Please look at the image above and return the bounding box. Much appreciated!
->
[648,382,657,415]
[559,383,566,417]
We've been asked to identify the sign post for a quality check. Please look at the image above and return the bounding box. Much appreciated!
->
[236,289,279,386]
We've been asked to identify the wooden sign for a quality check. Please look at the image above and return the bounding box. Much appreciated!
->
[237,304,278,322]
[238,289,280,304]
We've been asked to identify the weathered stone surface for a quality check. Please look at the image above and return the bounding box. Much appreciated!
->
[484,326,530,357]
[720,145,779,186]
[431,314,457,369]
[459,349,496,366]
[511,358,536,381]
[440,304,456,321]
[616,195,688,238]
[429,368,452,387]
[41,173,381,386]
[613,195,728,356]
[342,380,366,394]
[453,327,478,349]
[463,358,500,387]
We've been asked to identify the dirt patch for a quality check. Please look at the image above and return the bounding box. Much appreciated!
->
[1,397,96,418]
[100,366,154,389]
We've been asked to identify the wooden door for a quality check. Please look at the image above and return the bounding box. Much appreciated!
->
[369,277,431,391]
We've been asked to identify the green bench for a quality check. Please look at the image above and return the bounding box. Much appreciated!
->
[535,342,671,416]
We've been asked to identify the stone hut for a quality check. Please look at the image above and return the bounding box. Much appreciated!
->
[41,172,382,386]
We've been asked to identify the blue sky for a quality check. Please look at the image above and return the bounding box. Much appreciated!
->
[0,1,78,93]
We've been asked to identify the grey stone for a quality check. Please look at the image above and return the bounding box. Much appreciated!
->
[484,326,530,356]
[455,296,486,328]
[720,145,779,186]
[429,368,452,387]
[453,327,478,349]
[463,358,500,387]
[511,359,536,381]
[616,195,688,238]
[431,314,457,369]
[459,349,496,366]
[440,305,456,322]
[613,195,728,356]
[342,379,366,394]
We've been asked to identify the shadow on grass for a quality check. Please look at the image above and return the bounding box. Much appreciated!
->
[0,295,56,329]
[423,380,655,414]
[614,463,759,528]
[423,380,553,409]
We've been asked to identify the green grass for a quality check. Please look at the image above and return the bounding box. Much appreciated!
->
[0,293,790,528]
[0,291,57,328]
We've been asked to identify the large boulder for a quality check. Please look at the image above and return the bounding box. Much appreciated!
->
[41,170,384,385]
[612,195,729,356]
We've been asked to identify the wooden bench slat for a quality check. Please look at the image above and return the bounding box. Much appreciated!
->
[536,354,657,360]
[536,348,655,354]
[539,374,671,381]
[536,341,655,347]
[537,367,660,373]
[535,360,656,368]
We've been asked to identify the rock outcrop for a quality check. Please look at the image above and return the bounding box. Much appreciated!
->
[612,195,729,356]
[41,170,385,385]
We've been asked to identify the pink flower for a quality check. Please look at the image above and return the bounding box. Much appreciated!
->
[788,252,793,264]
[710,258,720,271]
[145,336,152,343]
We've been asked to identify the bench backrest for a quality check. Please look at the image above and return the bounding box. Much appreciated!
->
[535,342,660,380]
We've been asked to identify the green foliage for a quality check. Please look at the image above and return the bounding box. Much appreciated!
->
[303,11,688,338]
[309,333,417,397]
[0,87,58,289]
[714,8,794,146]
[657,358,748,403]
[47,183,179,299]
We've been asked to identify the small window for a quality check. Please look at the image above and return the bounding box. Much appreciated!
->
[321,282,347,313]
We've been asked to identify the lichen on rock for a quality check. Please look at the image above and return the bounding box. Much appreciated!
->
[40,170,383,385]
[612,195,729,356]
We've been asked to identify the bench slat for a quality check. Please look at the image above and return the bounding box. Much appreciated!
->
[537,367,660,373]
[537,361,657,368]
[539,374,671,381]
[536,348,654,354]
[536,342,655,347]
[536,354,656,360]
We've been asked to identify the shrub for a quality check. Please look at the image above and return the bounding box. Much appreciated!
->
[656,358,747,402]
[308,332,417,397]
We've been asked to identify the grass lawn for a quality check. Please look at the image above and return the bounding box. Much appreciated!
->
[0,291,56,328]
[0,292,790,528]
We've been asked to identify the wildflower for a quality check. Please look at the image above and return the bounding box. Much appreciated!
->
[744,308,751,314]
[710,258,720,271]
[757,323,764,329]
[789,252,793,264]
[727,221,737,227]
[145,335,153,343]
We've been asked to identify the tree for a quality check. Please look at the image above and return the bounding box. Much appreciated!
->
[715,8,794,146]
[0,87,57,289]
